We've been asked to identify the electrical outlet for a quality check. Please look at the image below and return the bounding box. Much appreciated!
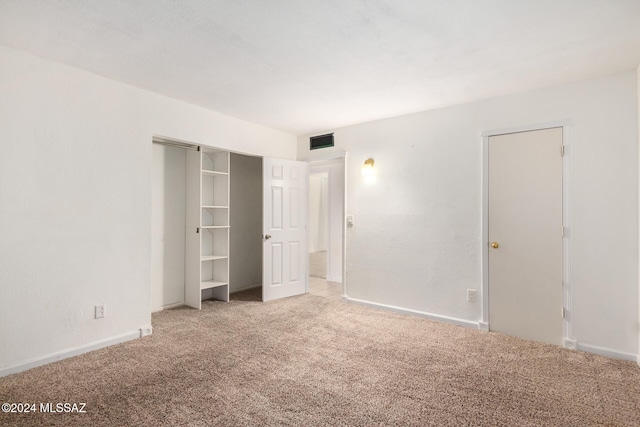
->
[140,326,153,337]
[95,304,106,319]
[467,289,477,303]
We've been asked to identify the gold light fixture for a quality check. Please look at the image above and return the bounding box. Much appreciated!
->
[362,158,375,176]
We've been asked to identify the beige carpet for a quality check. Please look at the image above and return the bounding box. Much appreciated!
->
[1,289,639,426]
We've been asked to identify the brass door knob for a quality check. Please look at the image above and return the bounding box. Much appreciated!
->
[491,242,499,249]
[264,234,272,240]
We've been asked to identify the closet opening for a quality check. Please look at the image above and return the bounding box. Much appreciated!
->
[151,139,263,311]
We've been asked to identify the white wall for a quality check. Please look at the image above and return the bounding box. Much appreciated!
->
[229,153,262,292]
[0,46,296,374]
[638,64,640,366]
[151,144,186,311]
[298,70,639,358]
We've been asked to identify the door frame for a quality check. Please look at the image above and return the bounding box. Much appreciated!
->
[308,167,331,277]
[307,153,347,296]
[480,121,575,349]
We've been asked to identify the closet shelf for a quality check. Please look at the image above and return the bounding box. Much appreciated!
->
[202,170,228,176]
[185,148,230,310]
[201,255,228,261]
[200,281,228,290]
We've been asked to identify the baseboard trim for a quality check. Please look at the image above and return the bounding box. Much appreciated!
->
[346,297,478,329]
[151,301,184,313]
[230,284,261,293]
[576,342,637,362]
[0,330,141,377]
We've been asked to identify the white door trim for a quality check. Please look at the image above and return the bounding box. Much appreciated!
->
[308,154,347,296]
[481,121,574,349]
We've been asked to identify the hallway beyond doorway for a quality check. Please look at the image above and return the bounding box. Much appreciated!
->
[309,276,342,301]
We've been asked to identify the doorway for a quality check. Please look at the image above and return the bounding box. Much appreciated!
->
[483,126,569,347]
[152,138,312,309]
[309,171,329,279]
[308,157,345,300]
[151,141,266,310]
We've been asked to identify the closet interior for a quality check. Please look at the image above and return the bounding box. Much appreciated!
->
[151,141,262,311]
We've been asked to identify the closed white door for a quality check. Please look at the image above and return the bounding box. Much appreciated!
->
[263,157,308,302]
[488,127,563,345]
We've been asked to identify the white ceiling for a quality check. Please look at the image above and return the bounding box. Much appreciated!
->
[1,1,640,135]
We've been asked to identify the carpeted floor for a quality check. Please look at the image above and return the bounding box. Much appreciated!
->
[1,288,639,426]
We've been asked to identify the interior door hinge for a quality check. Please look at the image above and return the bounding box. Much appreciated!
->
[562,307,567,319]
[561,145,565,157]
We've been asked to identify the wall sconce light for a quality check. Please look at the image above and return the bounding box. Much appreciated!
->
[362,158,375,176]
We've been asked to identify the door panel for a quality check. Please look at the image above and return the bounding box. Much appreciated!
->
[263,157,308,302]
[290,242,300,281]
[290,188,300,227]
[272,187,283,228]
[488,127,563,346]
[271,243,282,285]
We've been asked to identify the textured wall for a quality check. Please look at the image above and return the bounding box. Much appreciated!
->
[298,70,639,358]
[0,46,295,372]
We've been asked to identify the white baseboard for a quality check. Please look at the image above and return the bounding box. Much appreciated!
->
[477,321,489,331]
[0,330,141,377]
[151,301,184,313]
[326,276,343,284]
[230,284,261,293]
[346,297,478,329]
[576,342,637,362]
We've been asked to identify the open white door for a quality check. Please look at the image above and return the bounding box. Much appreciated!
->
[263,157,308,302]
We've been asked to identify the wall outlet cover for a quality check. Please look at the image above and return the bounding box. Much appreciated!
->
[95,304,106,319]
[140,326,153,337]
[466,289,477,303]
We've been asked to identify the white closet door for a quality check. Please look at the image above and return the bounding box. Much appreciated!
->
[488,127,563,345]
[263,157,308,302]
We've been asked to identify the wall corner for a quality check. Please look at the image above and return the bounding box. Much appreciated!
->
[637,64,640,366]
